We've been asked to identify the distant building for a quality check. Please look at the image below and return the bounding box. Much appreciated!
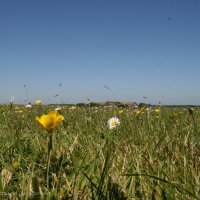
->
[103,101,138,108]
[121,102,138,108]
[104,101,121,107]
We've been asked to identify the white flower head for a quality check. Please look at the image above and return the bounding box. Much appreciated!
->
[108,117,120,130]
[10,96,15,103]
[25,104,32,108]
[55,107,62,111]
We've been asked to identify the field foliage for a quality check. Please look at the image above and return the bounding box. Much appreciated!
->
[0,104,200,199]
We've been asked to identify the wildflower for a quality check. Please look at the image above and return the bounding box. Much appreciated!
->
[69,106,76,110]
[108,117,120,129]
[12,161,20,168]
[118,110,124,114]
[135,109,144,117]
[55,107,62,111]
[35,99,42,105]
[154,108,160,113]
[35,111,64,132]
[36,111,64,189]
[16,109,23,114]
[10,96,15,103]
[135,110,141,115]
[25,104,32,108]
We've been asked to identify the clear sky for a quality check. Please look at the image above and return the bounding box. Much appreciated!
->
[0,0,200,105]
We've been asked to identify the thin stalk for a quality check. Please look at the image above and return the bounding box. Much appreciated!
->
[46,133,53,190]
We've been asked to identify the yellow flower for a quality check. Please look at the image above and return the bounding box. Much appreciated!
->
[135,109,144,117]
[12,161,20,168]
[69,106,76,110]
[154,109,160,113]
[118,110,124,114]
[136,110,141,116]
[35,111,64,132]
[35,99,42,105]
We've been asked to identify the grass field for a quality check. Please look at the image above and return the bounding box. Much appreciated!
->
[0,104,200,199]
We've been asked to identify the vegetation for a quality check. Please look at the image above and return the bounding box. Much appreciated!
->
[0,104,200,199]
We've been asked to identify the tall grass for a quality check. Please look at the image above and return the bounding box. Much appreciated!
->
[0,104,200,199]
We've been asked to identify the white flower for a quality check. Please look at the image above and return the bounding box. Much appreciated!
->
[108,117,120,130]
[25,104,32,108]
[10,96,15,103]
[55,107,62,111]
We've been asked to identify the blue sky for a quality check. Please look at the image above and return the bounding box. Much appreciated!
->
[0,0,200,105]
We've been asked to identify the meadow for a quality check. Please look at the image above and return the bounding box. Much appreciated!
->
[0,103,200,199]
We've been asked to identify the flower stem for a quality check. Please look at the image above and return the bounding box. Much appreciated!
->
[46,133,53,190]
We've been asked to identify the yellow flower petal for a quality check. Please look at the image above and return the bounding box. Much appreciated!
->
[154,109,160,113]
[35,111,64,132]
[118,110,124,114]
[35,99,42,105]
[55,115,65,126]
